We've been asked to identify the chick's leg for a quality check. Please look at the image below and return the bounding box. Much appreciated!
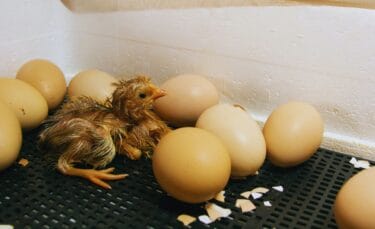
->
[117,141,142,160]
[52,119,127,189]
[57,161,128,189]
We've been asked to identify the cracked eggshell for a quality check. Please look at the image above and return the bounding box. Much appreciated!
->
[0,78,48,130]
[196,104,266,177]
[334,167,375,229]
[0,100,22,172]
[263,101,324,167]
[154,74,219,127]
[68,69,117,102]
[153,127,231,203]
[16,59,67,110]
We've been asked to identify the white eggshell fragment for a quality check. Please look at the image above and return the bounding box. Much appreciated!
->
[196,104,266,177]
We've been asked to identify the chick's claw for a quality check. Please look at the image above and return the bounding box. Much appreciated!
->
[84,168,128,189]
[60,166,128,189]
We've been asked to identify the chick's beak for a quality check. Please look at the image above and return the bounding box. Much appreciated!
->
[151,88,166,100]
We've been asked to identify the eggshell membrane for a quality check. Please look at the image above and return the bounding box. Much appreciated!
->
[0,101,22,172]
[153,127,231,203]
[154,74,219,127]
[263,101,324,167]
[196,104,266,177]
[0,78,48,130]
[334,167,375,229]
[68,69,117,102]
[16,59,67,110]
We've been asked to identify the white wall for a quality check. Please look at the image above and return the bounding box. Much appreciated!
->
[0,1,374,159]
[0,1,70,76]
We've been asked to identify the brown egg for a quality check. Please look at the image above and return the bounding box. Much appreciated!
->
[153,127,231,203]
[0,78,48,130]
[196,104,266,177]
[263,101,324,167]
[0,100,22,172]
[335,167,375,229]
[154,74,219,127]
[16,59,67,110]
[68,69,117,102]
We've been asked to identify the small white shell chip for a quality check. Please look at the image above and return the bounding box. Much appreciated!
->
[350,157,370,169]
[198,215,214,224]
[272,186,284,192]
[251,192,263,200]
[264,201,272,207]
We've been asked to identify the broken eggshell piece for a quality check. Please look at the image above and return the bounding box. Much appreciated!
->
[235,199,256,213]
[205,203,232,221]
[177,214,196,226]
[214,190,226,202]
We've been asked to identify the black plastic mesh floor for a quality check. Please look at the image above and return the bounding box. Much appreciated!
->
[0,128,373,228]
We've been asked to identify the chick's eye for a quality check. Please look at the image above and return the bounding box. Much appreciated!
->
[139,93,147,99]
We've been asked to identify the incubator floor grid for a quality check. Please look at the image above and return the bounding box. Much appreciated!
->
[0,128,372,228]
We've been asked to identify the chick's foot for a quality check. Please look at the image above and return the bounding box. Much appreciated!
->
[59,166,128,189]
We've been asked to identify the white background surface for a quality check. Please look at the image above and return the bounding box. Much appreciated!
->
[0,1,374,159]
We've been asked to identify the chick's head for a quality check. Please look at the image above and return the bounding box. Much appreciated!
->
[112,76,166,120]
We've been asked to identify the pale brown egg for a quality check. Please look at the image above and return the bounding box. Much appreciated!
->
[0,100,22,172]
[196,104,266,177]
[263,101,324,167]
[16,59,67,110]
[68,69,117,102]
[335,167,375,229]
[0,78,48,130]
[154,74,219,127]
[153,127,231,203]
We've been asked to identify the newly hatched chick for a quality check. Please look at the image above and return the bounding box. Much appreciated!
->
[38,76,171,189]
